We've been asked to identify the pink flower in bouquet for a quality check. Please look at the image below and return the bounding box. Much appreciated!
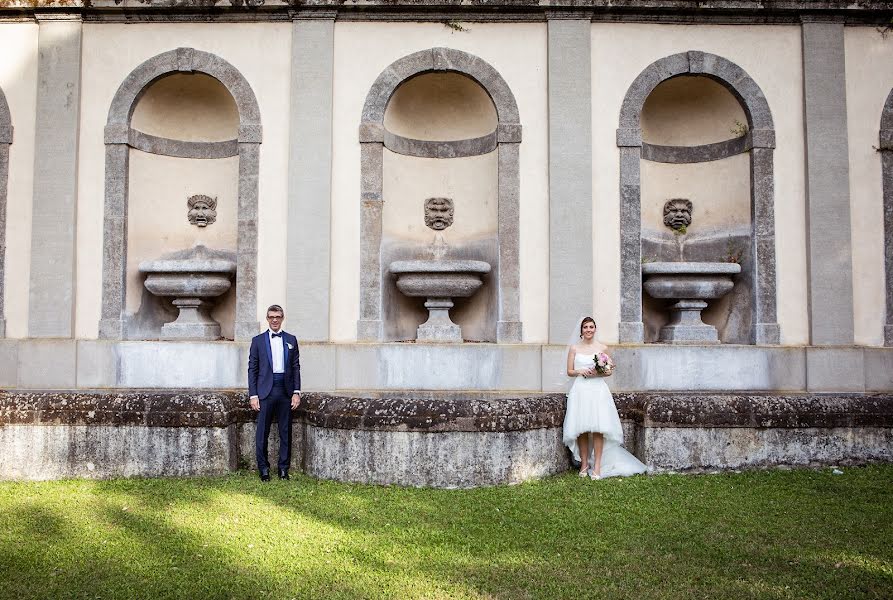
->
[594,352,614,375]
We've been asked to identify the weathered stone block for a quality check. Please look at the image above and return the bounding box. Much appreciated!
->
[806,347,865,392]
[18,340,77,388]
[115,342,245,388]
[0,340,17,387]
[303,426,567,488]
[76,341,118,388]
[609,345,805,392]
[299,343,336,392]
[334,344,541,391]
[864,348,893,392]
[616,127,642,147]
[618,321,645,344]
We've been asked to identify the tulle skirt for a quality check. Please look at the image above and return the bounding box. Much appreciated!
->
[563,376,647,477]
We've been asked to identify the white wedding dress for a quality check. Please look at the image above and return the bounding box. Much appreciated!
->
[563,352,647,478]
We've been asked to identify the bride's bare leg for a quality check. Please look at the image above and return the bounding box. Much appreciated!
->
[592,433,604,476]
[576,433,590,474]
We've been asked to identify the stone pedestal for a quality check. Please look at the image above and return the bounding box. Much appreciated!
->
[162,298,221,340]
[658,299,719,344]
[417,298,462,342]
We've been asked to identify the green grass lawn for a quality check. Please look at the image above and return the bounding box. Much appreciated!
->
[0,466,890,600]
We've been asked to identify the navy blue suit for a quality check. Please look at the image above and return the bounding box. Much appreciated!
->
[248,330,301,474]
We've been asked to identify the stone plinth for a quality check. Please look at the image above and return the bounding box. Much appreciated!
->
[1,340,890,393]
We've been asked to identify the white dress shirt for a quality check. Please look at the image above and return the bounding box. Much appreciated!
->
[269,330,285,374]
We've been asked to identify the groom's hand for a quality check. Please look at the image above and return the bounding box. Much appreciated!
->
[291,392,301,409]
[249,396,260,411]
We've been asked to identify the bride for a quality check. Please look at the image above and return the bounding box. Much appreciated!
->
[563,317,646,479]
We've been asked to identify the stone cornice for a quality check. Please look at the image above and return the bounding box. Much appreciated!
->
[1,1,892,24]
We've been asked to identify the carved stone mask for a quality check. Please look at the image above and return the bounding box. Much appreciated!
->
[663,198,693,231]
[424,197,455,231]
[187,194,217,228]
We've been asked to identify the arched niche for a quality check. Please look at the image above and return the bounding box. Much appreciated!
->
[357,47,523,343]
[99,48,261,341]
[881,87,893,346]
[381,72,499,341]
[0,85,11,337]
[616,51,780,345]
[639,76,753,344]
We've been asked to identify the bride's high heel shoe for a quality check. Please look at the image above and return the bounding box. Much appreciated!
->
[578,468,589,478]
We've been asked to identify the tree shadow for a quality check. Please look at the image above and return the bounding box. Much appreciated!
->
[0,468,890,599]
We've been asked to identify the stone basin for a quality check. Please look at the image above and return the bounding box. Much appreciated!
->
[642,261,741,299]
[389,259,491,298]
[389,259,491,342]
[641,261,741,344]
[139,245,237,340]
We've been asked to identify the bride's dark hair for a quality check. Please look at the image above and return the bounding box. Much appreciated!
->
[579,316,596,338]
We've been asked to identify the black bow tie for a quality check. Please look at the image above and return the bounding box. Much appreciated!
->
[271,332,282,338]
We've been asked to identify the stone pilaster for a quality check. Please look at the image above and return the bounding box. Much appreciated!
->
[0,97,10,338]
[801,20,855,346]
[28,13,82,338]
[547,15,593,343]
[287,11,336,341]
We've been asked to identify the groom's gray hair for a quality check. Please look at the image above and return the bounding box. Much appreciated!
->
[266,304,284,315]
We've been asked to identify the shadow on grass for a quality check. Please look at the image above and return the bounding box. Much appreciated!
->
[0,467,891,599]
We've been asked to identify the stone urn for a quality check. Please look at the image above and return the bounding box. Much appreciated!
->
[641,261,741,344]
[389,259,491,342]
[139,245,237,340]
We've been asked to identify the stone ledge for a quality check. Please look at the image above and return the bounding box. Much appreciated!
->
[616,392,893,428]
[302,392,566,432]
[0,390,244,428]
[3,390,891,432]
[0,390,569,432]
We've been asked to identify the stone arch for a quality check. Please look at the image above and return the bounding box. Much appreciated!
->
[616,51,780,345]
[880,87,893,346]
[356,47,522,342]
[0,86,11,337]
[98,48,261,340]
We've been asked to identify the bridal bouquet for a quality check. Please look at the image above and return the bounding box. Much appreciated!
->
[594,352,615,376]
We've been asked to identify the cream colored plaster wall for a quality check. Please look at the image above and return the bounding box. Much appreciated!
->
[131,73,239,142]
[641,154,751,233]
[331,22,549,342]
[845,26,893,347]
[0,23,38,339]
[384,72,497,141]
[382,150,497,243]
[592,24,807,344]
[77,23,292,339]
[125,151,238,312]
[641,76,748,146]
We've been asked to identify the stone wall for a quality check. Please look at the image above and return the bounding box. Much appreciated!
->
[2,389,890,485]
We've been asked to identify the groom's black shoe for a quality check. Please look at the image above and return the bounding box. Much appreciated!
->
[278,469,289,480]
[259,469,271,482]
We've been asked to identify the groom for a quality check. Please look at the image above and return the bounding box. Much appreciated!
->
[248,304,301,481]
